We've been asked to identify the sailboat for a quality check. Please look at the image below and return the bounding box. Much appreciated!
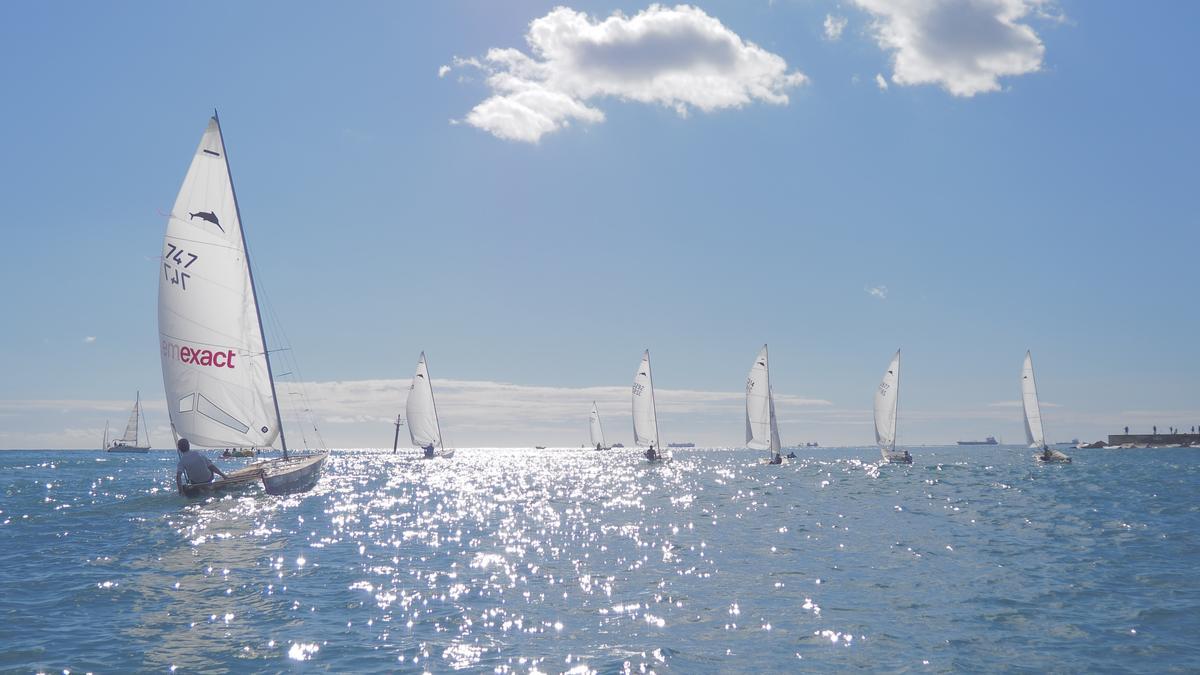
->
[404,352,454,459]
[589,401,610,450]
[874,349,912,464]
[159,113,327,497]
[746,345,784,464]
[1023,351,1071,463]
[632,350,667,462]
[105,392,151,452]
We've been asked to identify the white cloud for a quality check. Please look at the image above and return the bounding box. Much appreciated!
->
[83,336,96,344]
[987,400,1062,408]
[437,64,451,78]
[875,73,889,90]
[446,4,808,142]
[280,377,831,447]
[823,14,848,41]
[851,0,1051,96]
[866,285,888,300]
[2,393,1195,449]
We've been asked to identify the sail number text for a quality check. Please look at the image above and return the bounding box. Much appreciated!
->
[163,243,198,290]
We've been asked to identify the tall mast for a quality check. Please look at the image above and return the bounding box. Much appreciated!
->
[133,391,140,445]
[647,350,661,450]
[425,353,445,451]
[137,391,151,448]
[764,344,770,457]
[213,110,290,459]
[393,414,402,453]
[894,350,901,452]
[1028,350,1046,450]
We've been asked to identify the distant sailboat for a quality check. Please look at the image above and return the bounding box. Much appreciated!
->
[746,345,783,465]
[589,402,610,450]
[106,392,151,453]
[1023,351,1071,463]
[405,352,454,459]
[874,349,912,464]
[632,350,666,462]
[160,113,326,496]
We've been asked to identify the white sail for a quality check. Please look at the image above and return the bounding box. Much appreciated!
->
[589,402,606,448]
[158,117,279,449]
[406,352,441,449]
[1021,351,1046,449]
[118,395,140,443]
[746,345,781,453]
[632,350,660,448]
[874,350,901,452]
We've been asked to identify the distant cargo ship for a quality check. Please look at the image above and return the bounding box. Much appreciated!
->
[957,436,998,445]
[667,442,695,448]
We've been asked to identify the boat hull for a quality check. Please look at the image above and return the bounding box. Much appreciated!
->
[178,465,264,498]
[1036,449,1072,463]
[882,450,912,464]
[107,446,150,454]
[261,453,327,495]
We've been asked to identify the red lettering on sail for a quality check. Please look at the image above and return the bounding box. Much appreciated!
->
[162,340,237,369]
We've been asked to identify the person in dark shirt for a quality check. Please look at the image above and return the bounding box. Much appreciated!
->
[175,438,227,486]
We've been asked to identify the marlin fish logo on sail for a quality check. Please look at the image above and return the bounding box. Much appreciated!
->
[189,211,224,232]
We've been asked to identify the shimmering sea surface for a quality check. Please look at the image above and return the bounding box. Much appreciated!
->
[2,446,1199,673]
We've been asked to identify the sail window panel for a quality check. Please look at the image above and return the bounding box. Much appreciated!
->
[178,393,196,413]
[196,393,250,434]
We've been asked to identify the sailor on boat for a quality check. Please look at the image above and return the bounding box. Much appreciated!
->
[175,438,227,490]
[423,445,436,460]
[644,445,658,462]
[768,452,783,465]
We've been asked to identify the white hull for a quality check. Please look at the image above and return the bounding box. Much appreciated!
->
[1036,449,1072,463]
[882,450,912,464]
[261,453,327,495]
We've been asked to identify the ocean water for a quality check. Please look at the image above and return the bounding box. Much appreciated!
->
[1,447,1198,673]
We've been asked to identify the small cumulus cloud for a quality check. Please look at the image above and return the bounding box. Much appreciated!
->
[875,73,889,90]
[866,285,888,300]
[851,0,1053,96]
[823,14,848,41]
[437,64,451,78]
[83,336,97,344]
[444,4,808,143]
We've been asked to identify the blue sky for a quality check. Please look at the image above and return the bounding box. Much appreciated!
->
[1,1,1197,449]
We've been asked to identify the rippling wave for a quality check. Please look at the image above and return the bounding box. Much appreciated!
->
[1,447,1198,672]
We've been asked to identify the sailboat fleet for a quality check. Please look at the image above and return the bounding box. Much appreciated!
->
[158,113,327,496]
[1023,351,1071,463]
[104,392,151,453]
[589,402,609,451]
[106,113,1079,500]
[746,345,784,465]
[632,350,667,462]
[401,352,454,459]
